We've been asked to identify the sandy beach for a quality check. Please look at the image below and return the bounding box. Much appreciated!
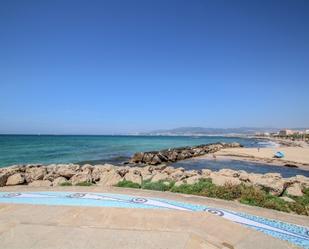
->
[210,146,309,170]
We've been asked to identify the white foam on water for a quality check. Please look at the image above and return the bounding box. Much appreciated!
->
[257,140,280,148]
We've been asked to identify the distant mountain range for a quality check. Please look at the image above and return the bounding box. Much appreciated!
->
[141,127,281,136]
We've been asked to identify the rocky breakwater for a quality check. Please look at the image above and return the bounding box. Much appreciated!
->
[1,163,308,197]
[130,142,242,165]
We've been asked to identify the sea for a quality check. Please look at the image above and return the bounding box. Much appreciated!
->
[0,135,308,177]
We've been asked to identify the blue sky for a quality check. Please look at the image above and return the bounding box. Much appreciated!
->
[0,0,308,134]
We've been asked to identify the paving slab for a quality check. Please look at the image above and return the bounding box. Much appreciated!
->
[0,186,308,249]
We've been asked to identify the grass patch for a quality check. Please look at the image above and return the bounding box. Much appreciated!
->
[116,180,141,189]
[171,178,213,195]
[142,180,174,191]
[60,182,72,186]
[75,181,93,186]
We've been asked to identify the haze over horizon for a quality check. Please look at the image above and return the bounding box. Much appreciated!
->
[1,0,309,134]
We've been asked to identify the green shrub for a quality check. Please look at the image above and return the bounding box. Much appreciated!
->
[60,182,72,186]
[171,178,213,195]
[142,180,174,191]
[289,188,309,206]
[205,183,242,200]
[240,186,289,212]
[288,202,308,216]
[261,197,289,212]
[239,186,266,206]
[75,181,93,186]
[116,180,141,188]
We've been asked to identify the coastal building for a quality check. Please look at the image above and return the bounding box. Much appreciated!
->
[279,129,294,136]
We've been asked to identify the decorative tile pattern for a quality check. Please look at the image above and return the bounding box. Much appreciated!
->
[0,191,308,248]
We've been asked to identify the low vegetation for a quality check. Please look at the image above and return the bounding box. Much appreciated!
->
[59,182,72,186]
[75,181,93,186]
[115,178,309,216]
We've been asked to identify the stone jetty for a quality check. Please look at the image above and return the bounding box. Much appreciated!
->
[130,142,242,165]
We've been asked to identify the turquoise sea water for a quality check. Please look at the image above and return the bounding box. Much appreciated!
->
[0,135,264,167]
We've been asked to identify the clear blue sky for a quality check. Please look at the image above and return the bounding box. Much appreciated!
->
[0,0,308,134]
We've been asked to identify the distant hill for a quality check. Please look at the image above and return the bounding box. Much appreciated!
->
[142,127,280,136]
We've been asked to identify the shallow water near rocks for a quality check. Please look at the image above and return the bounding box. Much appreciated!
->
[172,158,309,178]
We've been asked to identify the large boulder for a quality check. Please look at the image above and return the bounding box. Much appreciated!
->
[170,169,186,181]
[201,169,212,178]
[150,155,162,165]
[124,170,142,185]
[116,166,130,177]
[71,172,92,185]
[218,169,240,178]
[130,152,144,163]
[81,164,94,174]
[184,170,199,178]
[55,164,80,178]
[52,177,69,186]
[25,167,47,182]
[29,180,52,187]
[288,175,309,189]
[285,183,303,197]
[253,177,287,196]
[140,166,153,181]
[98,170,122,186]
[91,164,112,181]
[6,173,25,186]
[0,173,9,187]
[210,173,241,186]
[43,172,60,182]
[151,172,169,182]
[162,166,176,175]
[185,175,201,185]
[239,172,250,183]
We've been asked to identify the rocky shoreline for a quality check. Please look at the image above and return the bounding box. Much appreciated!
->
[1,162,308,198]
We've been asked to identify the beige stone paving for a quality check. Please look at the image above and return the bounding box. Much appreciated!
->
[0,186,307,249]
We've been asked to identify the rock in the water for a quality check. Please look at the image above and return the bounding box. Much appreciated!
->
[6,173,25,186]
[150,155,162,165]
[286,183,303,197]
[130,152,144,163]
[29,180,52,187]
